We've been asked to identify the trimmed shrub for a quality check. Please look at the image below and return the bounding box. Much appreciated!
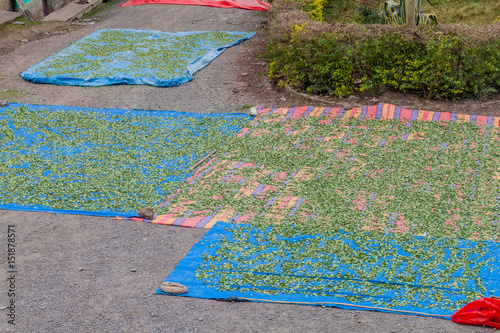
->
[268,0,500,99]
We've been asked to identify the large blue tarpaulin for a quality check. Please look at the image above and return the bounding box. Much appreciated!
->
[159,222,500,318]
[20,29,255,87]
[0,103,250,216]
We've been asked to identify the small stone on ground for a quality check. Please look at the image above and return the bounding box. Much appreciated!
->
[160,281,188,294]
[138,207,155,220]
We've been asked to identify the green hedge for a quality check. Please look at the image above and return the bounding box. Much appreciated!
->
[268,7,500,99]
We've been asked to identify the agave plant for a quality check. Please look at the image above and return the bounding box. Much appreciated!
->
[385,0,438,26]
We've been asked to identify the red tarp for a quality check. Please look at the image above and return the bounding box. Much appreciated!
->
[452,297,500,329]
[120,0,269,11]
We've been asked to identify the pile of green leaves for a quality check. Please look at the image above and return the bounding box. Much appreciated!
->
[267,0,500,99]
[0,104,249,214]
[187,108,500,310]
[30,29,251,82]
[195,223,498,311]
[162,108,500,242]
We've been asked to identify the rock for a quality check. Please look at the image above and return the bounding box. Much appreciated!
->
[78,267,84,271]
[160,281,188,294]
[12,21,25,25]
[348,95,359,100]
[280,96,286,101]
[241,73,248,76]
[249,107,258,116]
[0,305,6,310]
[20,39,29,43]
[232,88,239,93]
[138,207,155,220]
[130,268,136,272]
[0,100,8,107]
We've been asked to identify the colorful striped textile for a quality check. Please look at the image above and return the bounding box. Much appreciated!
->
[118,104,500,243]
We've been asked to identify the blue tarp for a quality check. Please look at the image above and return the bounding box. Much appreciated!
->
[20,29,255,87]
[0,103,250,216]
[158,222,500,318]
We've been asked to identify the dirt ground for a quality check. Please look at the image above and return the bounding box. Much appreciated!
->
[0,2,498,332]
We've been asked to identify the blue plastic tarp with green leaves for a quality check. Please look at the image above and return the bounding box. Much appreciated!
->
[0,103,250,216]
[158,222,500,319]
[20,29,255,87]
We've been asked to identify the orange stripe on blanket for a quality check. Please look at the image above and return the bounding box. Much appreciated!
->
[153,214,177,225]
[456,114,471,123]
[387,104,396,120]
[204,210,233,228]
[381,104,390,120]
[494,117,500,128]
[310,107,325,117]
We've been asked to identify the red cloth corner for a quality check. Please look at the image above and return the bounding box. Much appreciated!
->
[452,297,500,329]
[120,0,269,11]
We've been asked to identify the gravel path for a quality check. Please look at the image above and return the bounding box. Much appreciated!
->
[0,2,495,332]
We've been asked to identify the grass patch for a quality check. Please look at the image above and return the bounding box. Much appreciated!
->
[323,0,359,23]
[421,0,500,25]
[0,16,42,33]
[237,104,254,110]
[320,0,500,25]
[13,16,43,27]
[0,89,26,101]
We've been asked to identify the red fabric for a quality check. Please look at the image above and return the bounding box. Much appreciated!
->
[451,297,500,329]
[120,0,269,11]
